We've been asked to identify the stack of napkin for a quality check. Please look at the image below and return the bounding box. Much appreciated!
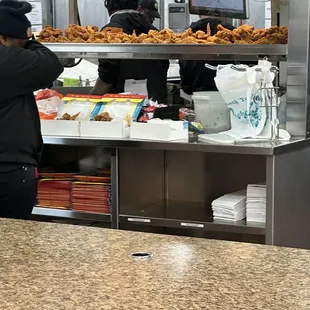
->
[212,191,247,221]
[246,184,267,223]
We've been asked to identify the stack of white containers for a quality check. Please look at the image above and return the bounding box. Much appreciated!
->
[212,191,247,221]
[246,184,267,223]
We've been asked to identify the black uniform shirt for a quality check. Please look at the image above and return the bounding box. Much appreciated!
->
[0,41,63,171]
[179,18,235,95]
[98,11,169,103]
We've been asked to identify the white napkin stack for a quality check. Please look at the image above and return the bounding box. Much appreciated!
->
[212,191,246,222]
[246,184,267,223]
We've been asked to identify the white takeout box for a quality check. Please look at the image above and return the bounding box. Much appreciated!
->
[80,120,130,138]
[130,119,188,141]
[41,120,79,137]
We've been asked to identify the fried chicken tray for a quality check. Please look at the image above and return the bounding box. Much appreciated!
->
[38,24,288,45]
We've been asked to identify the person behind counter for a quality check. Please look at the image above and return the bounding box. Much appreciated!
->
[91,0,169,103]
[179,17,235,94]
[137,0,161,25]
[0,0,63,219]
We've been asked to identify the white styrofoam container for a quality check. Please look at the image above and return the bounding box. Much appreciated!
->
[41,120,79,137]
[80,121,130,138]
[130,121,188,141]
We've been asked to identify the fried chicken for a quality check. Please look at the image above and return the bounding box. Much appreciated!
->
[39,25,67,43]
[193,30,209,40]
[233,24,254,42]
[206,23,211,37]
[65,24,91,42]
[39,24,288,45]
[215,29,235,43]
[207,36,232,44]
[94,112,113,122]
[59,112,80,120]
[214,24,286,44]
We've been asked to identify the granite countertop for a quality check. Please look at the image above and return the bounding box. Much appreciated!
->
[1,219,310,310]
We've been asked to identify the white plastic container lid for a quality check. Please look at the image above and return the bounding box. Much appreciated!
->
[193,91,219,96]
[192,95,212,101]
[192,91,224,101]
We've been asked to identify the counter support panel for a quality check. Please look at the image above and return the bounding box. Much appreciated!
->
[266,146,310,248]
[37,137,310,249]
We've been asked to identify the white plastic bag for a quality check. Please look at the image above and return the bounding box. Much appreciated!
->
[214,61,275,139]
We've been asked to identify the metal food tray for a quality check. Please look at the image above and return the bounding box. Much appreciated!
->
[44,43,288,61]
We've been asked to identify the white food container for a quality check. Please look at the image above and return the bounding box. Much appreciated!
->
[192,91,231,134]
[41,120,79,137]
[80,120,129,138]
[130,119,188,141]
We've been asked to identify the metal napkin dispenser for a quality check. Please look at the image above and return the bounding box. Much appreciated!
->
[168,3,190,33]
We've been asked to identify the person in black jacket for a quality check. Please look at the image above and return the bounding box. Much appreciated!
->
[137,0,161,25]
[179,18,235,95]
[91,0,168,103]
[0,0,64,219]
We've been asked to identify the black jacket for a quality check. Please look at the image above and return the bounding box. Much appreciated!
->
[99,11,169,103]
[179,18,235,95]
[0,40,63,171]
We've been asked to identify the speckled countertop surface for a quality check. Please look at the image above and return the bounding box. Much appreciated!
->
[1,219,310,310]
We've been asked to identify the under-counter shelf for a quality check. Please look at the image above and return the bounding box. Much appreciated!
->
[32,207,111,222]
[119,200,265,235]
[44,43,287,61]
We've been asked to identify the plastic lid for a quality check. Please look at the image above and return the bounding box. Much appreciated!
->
[193,91,220,96]
[192,91,224,102]
[192,95,212,100]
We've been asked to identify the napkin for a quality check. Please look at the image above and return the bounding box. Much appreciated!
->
[246,184,266,223]
[212,190,246,222]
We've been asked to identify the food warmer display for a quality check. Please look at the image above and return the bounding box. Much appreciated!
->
[32,0,310,249]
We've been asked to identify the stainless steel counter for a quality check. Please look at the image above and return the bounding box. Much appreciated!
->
[44,43,287,61]
[43,136,309,156]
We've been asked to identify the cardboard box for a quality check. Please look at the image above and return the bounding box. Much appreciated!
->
[80,121,130,138]
[130,120,188,141]
[41,120,79,137]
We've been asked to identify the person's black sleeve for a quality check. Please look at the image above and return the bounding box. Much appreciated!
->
[98,22,121,87]
[1,40,63,96]
[147,60,168,103]
[162,59,170,72]
[98,58,120,85]
[179,60,194,95]
[222,22,235,31]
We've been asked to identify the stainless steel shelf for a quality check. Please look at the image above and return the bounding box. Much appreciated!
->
[119,200,265,235]
[32,207,111,222]
[43,136,309,156]
[44,43,287,61]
